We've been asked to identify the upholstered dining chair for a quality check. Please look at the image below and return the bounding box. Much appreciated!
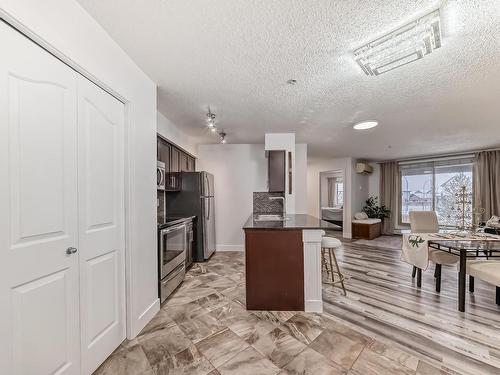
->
[409,211,459,291]
[466,260,500,305]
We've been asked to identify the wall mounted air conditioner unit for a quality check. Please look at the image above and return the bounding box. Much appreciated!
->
[356,162,373,174]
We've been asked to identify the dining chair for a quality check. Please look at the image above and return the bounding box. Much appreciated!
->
[466,260,500,305]
[409,211,458,291]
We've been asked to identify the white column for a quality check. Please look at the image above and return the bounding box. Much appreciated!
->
[302,229,325,312]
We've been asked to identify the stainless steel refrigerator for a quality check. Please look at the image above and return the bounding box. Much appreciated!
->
[165,172,216,261]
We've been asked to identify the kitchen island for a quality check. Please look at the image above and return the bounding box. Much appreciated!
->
[243,214,337,312]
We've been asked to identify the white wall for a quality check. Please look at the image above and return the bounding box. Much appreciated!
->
[351,159,370,215]
[368,162,381,199]
[157,111,198,156]
[197,144,267,251]
[197,143,308,250]
[295,144,308,214]
[0,0,159,338]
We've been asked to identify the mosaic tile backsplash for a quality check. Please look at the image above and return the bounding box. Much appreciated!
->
[253,192,285,214]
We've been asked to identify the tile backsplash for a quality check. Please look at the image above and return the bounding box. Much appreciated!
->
[253,192,284,214]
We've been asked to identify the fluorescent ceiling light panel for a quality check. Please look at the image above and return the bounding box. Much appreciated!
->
[354,10,442,76]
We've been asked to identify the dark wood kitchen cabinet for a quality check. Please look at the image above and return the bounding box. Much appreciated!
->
[180,153,196,172]
[169,146,180,190]
[268,150,285,192]
[187,156,195,172]
[157,134,196,191]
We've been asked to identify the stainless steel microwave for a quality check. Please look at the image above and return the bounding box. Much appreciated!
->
[157,160,165,190]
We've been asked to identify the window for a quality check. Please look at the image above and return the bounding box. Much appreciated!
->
[399,159,473,227]
[327,177,343,207]
[335,181,344,206]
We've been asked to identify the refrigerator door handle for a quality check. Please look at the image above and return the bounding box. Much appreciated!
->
[205,173,210,197]
[206,198,210,220]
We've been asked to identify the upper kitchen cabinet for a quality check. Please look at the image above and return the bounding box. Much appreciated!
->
[187,156,195,172]
[157,134,196,190]
[268,150,285,192]
[180,153,196,172]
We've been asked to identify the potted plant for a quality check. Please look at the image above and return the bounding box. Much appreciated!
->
[362,196,391,220]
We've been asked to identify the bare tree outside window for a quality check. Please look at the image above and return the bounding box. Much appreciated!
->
[436,173,473,227]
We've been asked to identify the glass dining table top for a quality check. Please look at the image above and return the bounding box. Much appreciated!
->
[428,239,500,252]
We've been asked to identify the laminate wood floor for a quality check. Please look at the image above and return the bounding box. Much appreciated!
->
[324,234,500,375]
[94,236,500,375]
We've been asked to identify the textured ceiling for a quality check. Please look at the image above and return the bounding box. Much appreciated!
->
[76,0,500,160]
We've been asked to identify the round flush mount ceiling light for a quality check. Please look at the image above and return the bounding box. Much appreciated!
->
[353,120,378,130]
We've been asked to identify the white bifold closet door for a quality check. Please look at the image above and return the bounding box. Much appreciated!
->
[77,75,125,375]
[0,21,125,375]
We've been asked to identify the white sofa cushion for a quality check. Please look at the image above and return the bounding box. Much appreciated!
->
[352,218,381,224]
[354,212,368,220]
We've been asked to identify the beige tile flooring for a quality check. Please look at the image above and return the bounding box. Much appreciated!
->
[94,237,500,375]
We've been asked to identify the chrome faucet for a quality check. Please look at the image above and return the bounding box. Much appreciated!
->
[269,196,286,218]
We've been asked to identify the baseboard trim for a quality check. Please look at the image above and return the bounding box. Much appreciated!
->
[305,299,323,313]
[216,244,244,251]
[129,298,160,339]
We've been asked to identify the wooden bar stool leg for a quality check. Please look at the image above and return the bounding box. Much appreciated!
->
[496,287,500,305]
[327,248,335,283]
[330,249,347,296]
[412,266,416,278]
[321,248,330,276]
[417,268,422,288]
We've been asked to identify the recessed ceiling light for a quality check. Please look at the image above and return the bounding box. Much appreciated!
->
[354,9,441,76]
[353,120,378,130]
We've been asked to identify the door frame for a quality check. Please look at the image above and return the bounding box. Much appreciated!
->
[319,169,349,238]
[0,12,135,340]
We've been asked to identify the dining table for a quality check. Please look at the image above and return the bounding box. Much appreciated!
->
[428,239,500,312]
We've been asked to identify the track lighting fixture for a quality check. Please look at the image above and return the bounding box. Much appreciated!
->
[219,132,227,144]
[204,107,228,143]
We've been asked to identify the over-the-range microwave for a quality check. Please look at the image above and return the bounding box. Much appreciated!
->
[157,160,165,190]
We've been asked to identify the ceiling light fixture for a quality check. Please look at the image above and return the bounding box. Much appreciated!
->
[219,132,227,144]
[205,106,228,143]
[206,107,216,128]
[353,9,441,76]
[353,120,378,130]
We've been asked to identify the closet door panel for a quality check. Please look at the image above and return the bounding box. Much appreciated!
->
[0,22,80,375]
[77,76,126,374]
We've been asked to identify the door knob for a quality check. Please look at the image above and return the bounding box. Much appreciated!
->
[66,247,78,255]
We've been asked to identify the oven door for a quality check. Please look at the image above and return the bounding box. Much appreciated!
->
[159,223,186,279]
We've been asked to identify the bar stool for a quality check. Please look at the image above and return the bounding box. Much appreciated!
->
[321,236,347,296]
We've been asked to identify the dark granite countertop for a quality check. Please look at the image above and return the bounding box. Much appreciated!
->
[243,214,337,230]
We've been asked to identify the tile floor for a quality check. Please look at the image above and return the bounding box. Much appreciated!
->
[94,237,499,375]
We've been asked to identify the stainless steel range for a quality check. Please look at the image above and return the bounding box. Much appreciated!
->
[158,217,194,303]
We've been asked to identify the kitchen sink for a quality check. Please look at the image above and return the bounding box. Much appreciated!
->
[254,214,286,222]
